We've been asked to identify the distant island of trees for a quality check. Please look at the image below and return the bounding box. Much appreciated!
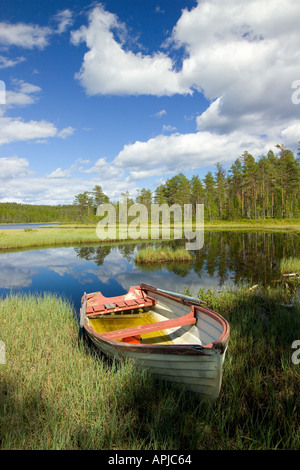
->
[0,144,299,224]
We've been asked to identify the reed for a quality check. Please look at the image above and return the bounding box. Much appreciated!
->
[0,293,160,449]
[280,257,300,275]
[135,247,192,264]
[1,219,300,251]
[0,226,152,251]
[205,218,300,228]
[0,227,101,250]
[1,288,300,450]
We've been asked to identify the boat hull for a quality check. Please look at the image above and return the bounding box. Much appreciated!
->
[85,329,225,399]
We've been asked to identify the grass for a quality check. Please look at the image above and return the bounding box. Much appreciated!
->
[204,219,300,233]
[280,257,300,275]
[1,287,300,450]
[0,293,163,450]
[0,225,152,251]
[135,247,192,264]
[0,227,102,251]
[0,219,300,250]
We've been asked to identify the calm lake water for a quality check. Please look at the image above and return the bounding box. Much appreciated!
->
[0,231,299,312]
[0,223,60,230]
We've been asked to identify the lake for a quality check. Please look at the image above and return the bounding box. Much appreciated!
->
[0,223,60,230]
[0,231,299,312]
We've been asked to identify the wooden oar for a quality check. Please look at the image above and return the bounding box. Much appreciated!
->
[140,283,206,305]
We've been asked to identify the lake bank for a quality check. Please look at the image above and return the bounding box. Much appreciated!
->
[0,219,300,251]
[1,285,299,450]
[1,234,299,313]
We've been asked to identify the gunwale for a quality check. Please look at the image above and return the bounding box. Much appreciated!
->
[81,284,230,356]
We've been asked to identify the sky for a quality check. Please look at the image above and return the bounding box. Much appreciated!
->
[0,0,300,205]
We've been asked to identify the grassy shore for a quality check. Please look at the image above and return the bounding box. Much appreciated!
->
[280,257,300,275]
[1,287,300,450]
[204,219,300,232]
[135,247,192,264]
[0,227,102,251]
[0,219,300,250]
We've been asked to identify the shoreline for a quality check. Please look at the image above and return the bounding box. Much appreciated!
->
[0,220,299,251]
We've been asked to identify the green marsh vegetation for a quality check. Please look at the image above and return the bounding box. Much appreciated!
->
[1,285,300,450]
[134,247,192,264]
[0,218,300,251]
[279,257,300,299]
[280,257,300,275]
[0,226,102,251]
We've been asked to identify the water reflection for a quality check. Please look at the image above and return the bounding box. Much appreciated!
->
[0,223,60,230]
[74,245,112,266]
[0,231,299,311]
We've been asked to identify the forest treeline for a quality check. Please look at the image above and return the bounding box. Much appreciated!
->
[152,145,300,220]
[0,145,299,223]
[0,203,79,224]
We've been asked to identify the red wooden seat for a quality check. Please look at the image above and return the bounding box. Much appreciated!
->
[100,308,196,342]
[86,294,156,317]
[93,304,105,312]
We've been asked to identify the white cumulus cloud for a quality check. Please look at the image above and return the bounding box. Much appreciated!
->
[0,156,32,179]
[0,117,58,145]
[0,21,51,49]
[71,5,191,96]
[0,9,73,50]
[0,156,137,204]
[114,130,277,177]
[84,0,300,177]
[5,80,41,108]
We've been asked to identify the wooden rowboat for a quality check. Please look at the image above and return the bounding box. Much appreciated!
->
[80,283,230,399]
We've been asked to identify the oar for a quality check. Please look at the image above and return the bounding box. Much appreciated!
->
[157,288,206,305]
[140,283,206,305]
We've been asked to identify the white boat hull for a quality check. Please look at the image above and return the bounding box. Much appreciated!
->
[86,332,226,399]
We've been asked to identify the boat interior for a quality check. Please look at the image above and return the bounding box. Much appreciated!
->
[86,288,223,347]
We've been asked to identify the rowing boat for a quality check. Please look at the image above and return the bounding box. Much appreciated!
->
[80,283,230,399]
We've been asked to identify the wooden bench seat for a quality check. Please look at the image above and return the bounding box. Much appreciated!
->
[86,295,156,316]
[100,308,196,341]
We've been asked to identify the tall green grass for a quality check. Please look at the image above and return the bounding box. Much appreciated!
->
[0,293,165,449]
[135,247,192,264]
[280,257,300,275]
[1,288,300,450]
[0,227,102,250]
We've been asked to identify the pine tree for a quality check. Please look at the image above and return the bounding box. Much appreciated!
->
[203,171,217,221]
[154,184,167,204]
[276,145,300,218]
[242,151,259,219]
[190,175,204,210]
[136,188,152,209]
[92,185,109,207]
[228,157,244,218]
[215,163,227,219]
[74,192,91,220]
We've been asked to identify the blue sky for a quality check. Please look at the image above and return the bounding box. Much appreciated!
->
[0,0,300,204]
